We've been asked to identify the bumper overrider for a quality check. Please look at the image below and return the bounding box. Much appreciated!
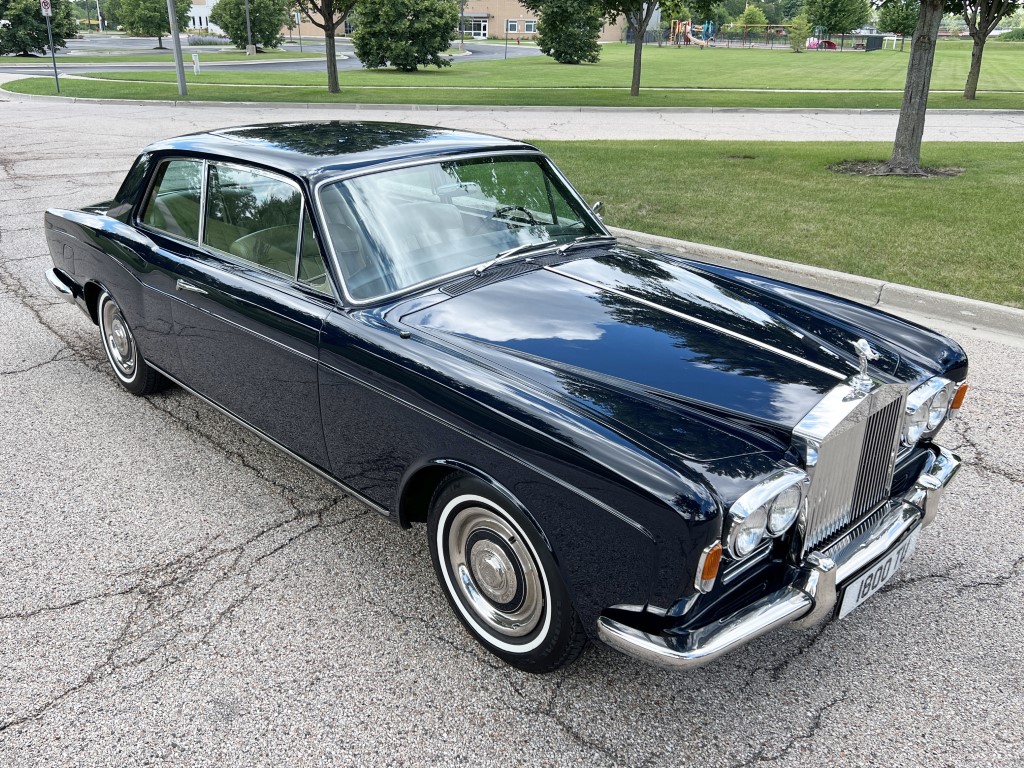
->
[598,445,961,669]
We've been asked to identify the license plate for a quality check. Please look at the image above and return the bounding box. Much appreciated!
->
[837,529,920,620]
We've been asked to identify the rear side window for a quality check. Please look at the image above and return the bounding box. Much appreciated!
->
[140,160,202,241]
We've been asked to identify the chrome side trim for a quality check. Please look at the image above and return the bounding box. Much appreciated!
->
[599,446,961,669]
[148,363,390,518]
[544,265,846,381]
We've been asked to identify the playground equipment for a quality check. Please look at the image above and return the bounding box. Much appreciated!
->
[669,19,710,48]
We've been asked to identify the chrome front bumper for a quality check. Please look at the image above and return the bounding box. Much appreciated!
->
[598,446,961,669]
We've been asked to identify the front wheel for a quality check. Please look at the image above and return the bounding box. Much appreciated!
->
[428,475,587,673]
[97,290,164,396]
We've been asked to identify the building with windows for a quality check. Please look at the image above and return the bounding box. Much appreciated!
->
[459,1,625,42]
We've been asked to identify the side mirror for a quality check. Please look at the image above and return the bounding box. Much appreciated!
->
[591,201,603,214]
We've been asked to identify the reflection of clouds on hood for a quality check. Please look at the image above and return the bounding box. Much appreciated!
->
[572,255,789,333]
[770,384,823,425]
[413,281,608,343]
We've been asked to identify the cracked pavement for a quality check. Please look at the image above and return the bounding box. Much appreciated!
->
[1,100,1022,767]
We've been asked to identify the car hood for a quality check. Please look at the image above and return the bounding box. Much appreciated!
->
[398,247,911,439]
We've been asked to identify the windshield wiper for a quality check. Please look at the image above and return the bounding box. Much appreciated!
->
[474,240,557,275]
[557,234,617,254]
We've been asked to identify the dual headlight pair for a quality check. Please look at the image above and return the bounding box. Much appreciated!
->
[903,377,964,446]
[725,467,808,559]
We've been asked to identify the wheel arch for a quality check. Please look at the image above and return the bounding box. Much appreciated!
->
[396,459,552,551]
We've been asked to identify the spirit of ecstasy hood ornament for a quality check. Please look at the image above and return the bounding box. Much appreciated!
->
[851,338,879,394]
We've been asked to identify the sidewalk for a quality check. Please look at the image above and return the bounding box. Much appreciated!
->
[2,79,1023,142]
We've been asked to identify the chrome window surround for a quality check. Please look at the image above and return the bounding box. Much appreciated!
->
[312,150,609,308]
[135,157,340,302]
[724,467,808,559]
[794,378,906,556]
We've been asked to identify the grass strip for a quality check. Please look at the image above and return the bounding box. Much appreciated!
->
[6,76,1024,109]
[44,42,1024,91]
[537,140,1024,308]
[5,51,323,63]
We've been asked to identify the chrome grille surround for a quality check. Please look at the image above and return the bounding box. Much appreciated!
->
[794,379,907,556]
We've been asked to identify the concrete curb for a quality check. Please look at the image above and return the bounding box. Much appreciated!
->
[612,227,1024,336]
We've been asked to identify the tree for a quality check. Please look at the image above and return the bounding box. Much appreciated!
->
[596,2,660,97]
[878,0,919,49]
[210,0,290,49]
[881,0,945,174]
[955,0,1021,99]
[522,0,604,64]
[736,4,768,42]
[0,0,77,55]
[805,0,871,34]
[351,0,458,72]
[294,0,356,93]
[788,12,811,50]
[119,0,189,48]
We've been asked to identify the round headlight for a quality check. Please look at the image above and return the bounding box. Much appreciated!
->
[927,383,954,430]
[904,405,929,445]
[730,505,768,558]
[767,483,803,535]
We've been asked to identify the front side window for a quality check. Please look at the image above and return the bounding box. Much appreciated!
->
[204,163,304,279]
[319,155,603,301]
[140,159,202,241]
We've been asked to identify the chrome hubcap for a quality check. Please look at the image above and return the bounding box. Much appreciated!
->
[448,506,544,637]
[470,540,518,605]
[102,298,136,378]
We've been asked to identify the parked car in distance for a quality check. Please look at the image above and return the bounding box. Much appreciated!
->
[44,122,967,672]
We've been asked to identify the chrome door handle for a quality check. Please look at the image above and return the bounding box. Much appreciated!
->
[175,279,208,295]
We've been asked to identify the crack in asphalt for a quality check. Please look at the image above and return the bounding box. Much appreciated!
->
[0,347,73,375]
[0,496,363,734]
[729,691,848,768]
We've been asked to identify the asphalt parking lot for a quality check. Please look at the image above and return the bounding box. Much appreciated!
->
[1,101,1022,767]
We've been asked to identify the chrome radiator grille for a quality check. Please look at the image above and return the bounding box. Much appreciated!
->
[796,383,906,555]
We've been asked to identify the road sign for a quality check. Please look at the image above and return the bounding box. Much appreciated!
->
[39,0,52,16]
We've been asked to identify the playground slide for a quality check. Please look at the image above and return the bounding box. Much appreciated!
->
[684,31,708,48]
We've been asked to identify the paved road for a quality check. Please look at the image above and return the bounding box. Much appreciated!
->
[0,40,542,75]
[1,103,1022,767]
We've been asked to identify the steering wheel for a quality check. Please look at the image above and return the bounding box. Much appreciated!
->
[495,205,539,225]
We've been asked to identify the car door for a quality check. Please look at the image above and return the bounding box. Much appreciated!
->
[162,160,335,469]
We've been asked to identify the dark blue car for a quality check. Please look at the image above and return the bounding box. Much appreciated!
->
[44,122,967,672]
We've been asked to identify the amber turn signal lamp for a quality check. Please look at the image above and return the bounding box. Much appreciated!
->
[951,382,969,411]
[695,542,723,593]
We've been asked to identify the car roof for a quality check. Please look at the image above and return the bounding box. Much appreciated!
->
[143,121,539,182]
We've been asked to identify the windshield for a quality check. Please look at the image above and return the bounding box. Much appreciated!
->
[318,155,603,301]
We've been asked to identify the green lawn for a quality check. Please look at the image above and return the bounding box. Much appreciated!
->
[65,42,1024,92]
[7,75,1023,109]
[4,50,323,63]
[537,141,1024,307]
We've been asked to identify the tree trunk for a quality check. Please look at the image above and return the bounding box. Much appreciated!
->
[157,35,165,50]
[630,26,643,97]
[325,32,339,94]
[882,0,943,175]
[963,33,985,100]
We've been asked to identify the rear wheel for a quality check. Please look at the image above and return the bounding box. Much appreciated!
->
[428,475,587,673]
[97,290,164,396]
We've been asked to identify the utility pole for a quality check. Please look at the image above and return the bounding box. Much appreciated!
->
[459,0,465,52]
[166,0,188,96]
[95,0,103,32]
[244,0,255,54]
